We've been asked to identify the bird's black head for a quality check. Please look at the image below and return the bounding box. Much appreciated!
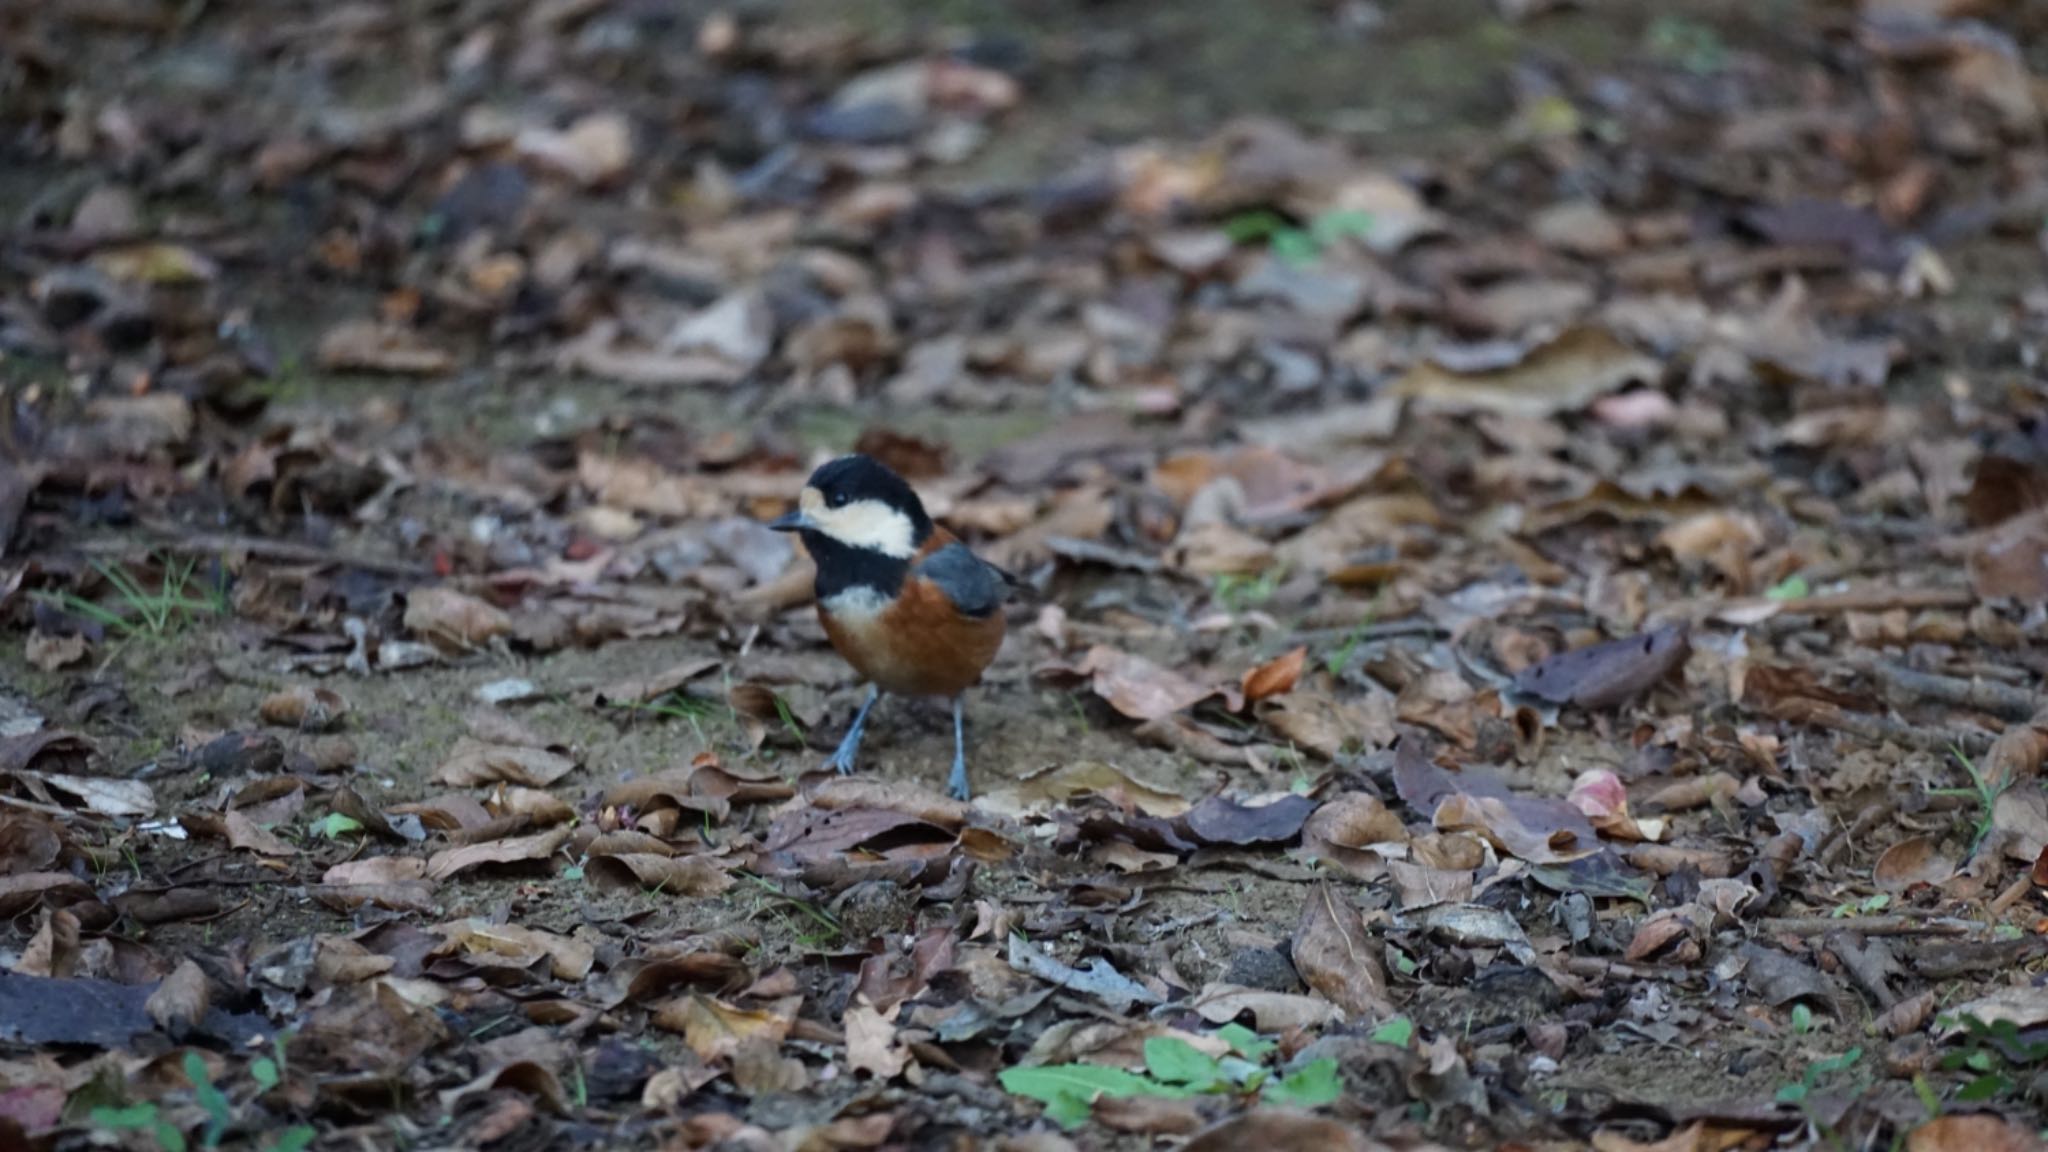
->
[769,453,933,560]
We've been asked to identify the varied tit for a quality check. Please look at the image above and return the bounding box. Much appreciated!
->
[769,454,1010,800]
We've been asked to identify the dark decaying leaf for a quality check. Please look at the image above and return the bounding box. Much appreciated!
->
[1392,743,1598,865]
[758,807,957,865]
[0,972,269,1048]
[1512,625,1690,708]
[1182,792,1317,846]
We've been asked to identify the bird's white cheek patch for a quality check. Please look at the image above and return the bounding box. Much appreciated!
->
[809,499,916,558]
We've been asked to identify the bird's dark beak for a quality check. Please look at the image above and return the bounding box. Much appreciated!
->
[768,509,812,533]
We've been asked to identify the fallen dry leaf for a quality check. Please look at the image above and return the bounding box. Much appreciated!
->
[656,994,796,1063]
[1242,646,1307,703]
[1393,326,1662,417]
[586,853,732,896]
[24,631,86,673]
[1299,792,1408,878]
[404,587,512,651]
[1513,626,1690,709]
[1904,1115,2042,1152]
[1568,769,1667,842]
[317,320,455,376]
[1188,983,1343,1031]
[1292,882,1390,1020]
[1043,645,1234,722]
[844,999,911,1080]
[259,686,349,731]
[144,960,209,1039]
[996,761,1191,818]
[426,826,571,881]
[433,737,577,788]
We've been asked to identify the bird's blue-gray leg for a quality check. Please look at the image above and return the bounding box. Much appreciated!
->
[947,694,971,801]
[827,685,879,775]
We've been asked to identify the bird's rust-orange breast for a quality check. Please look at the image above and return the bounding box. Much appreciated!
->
[816,528,1004,697]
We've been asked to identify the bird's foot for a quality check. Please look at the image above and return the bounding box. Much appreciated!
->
[945,754,971,801]
[823,721,864,774]
[825,687,878,776]
[825,734,862,776]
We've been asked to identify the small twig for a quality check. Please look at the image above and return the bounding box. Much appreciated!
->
[1847,653,2046,723]
[1780,702,1997,756]
[1562,956,1700,984]
[1760,915,1976,937]
[1777,588,1978,614]
[0,792,93,819]
[1988,874,2035,918]
[1713,587,1977,623]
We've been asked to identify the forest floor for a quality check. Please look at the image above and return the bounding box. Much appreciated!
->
[3,0,2048,1149]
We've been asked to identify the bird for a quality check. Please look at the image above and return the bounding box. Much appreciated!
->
[769,454,1010,800]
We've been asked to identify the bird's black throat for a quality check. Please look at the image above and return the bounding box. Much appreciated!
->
[802,531,909,603]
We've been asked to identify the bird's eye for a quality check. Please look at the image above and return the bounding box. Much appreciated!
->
[828,491,850,508]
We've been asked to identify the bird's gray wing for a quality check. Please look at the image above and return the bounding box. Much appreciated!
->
[914,542,1009,619]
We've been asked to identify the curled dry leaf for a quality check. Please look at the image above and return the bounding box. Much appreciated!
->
[1241,646,1306,703]
[1969,508,2048,602]
[324,857,428,886]
[997,761,1190,818]
[1433,791,1598,866]
[1292,882,1390,1019]
[656,994,797,1063]
[844,999,911,1080]
[224,810,295,857]
[0,815,62,876]
[434,737,577,788]
[1872,836,1955,892]
[29,773,155,819]
[1300,793,1408,878]
[1513,626,1690,709]
[145,960,210,1040]
[1993,789,2048,863]
[436,920,595,981]
[25,631,87,673]
[1041,645,1236,722]
[587,853,733,897]
[1188,983,1343,1032]
[761,806,956,865]
[316,320,456,376]
[258,686,349,731]
[426,825,571,881]
[1904,1115,2042,1152]
[404,587,512,651]
[1567,769,1666,842]
[1977,715,2048,796]
[1393,326,1661,417]
[808,777,971,828]
[590,658,723,708]
[1258,691,1397,760]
